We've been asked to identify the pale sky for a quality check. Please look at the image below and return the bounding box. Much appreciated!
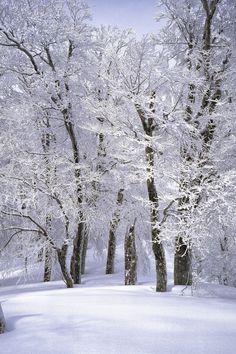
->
[87,0,158,36]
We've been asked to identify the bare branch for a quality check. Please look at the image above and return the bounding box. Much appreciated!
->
[0,228,44,254]
[160,199,177,226]
[0,29,40,74]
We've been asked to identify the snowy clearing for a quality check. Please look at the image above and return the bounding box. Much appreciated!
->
[1,271,236,354]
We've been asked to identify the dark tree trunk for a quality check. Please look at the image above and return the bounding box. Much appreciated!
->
[0,304,5,334]
[41,116,55,283]
[174,237,192,285]
[106,188,124,274]
[124,223,137,285]
[174,185,193,286]
[71,221,84,284]
[61,105,85,285]
[135,101,167,292]
[219,236,229,286]
[24,256,28,274]
[43,245,53,282]
[57,245,73,288]
[147,171,167,292]
[106,228,116,275]
[152,232,167,292]
[81,227,88,275]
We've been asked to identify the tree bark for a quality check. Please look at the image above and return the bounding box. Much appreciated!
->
[61,104,85,285]
[174,236,192,285]
[81,227,88,275]
[43,245,53,282]
[0,304,6,334]
[57,245,73,288]
[174,181,193,286]
[147,165,167,292]
[41,115,55,283]
[135,102,167,292]
[71,220,84,284]
[124,223,137,285]
[106,188,124,274]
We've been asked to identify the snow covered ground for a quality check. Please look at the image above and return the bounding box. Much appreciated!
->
[1,252,236,354]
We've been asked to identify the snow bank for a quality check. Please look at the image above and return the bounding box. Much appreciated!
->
[1,275,236,354]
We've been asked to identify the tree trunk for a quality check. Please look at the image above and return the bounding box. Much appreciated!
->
[147,173,167,292]
[0,304,5,334]
[174,184,193,286]
[71,221,84,284]
[106,227,116,274]
[135,101,167,292]
[57,245,73,288]
[219,236,229,286]
[61,106,85,285]
[152,233,167,292]
[106,188,124,274]
[124,223,137,285]
[41,117,55,283]
[174,237,192,285]
[43,245,53,282]
[81,227,88,275]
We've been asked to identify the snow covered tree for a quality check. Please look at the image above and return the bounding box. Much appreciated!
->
[0,0,94,286]
[157,0,233,285]
[88,30,182,291]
